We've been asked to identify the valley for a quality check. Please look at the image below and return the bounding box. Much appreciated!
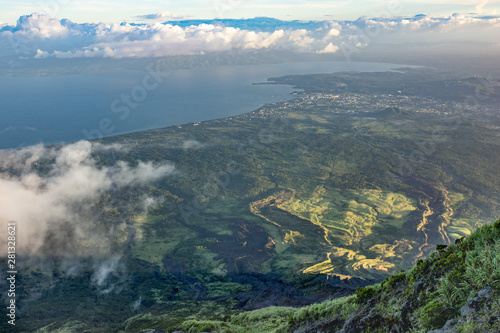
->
[2,68,500,332]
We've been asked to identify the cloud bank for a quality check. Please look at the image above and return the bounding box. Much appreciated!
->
[1,13,499,60]
[0,141,175,255]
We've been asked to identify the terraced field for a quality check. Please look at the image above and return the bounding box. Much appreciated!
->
[245,187,416,279]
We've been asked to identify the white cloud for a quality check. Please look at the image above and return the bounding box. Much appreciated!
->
[28,23,316,58]
[240,3,348,9]
[34,48,49,58]
[325,27,341,37]
[476,0,489,13]
[92,142,131,153]
[0,141,175,255]
[182,140,206,150]
[92,256,123,284]
[112,161,176,186]
[16,12,69,38]
[1,13,500,59]
[317,42,339,54]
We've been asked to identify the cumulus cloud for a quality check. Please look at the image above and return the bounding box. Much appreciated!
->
[346,13,500,34]
[0,141,175,255]
[15,12,69,38]
[29,24,319,58]
[1,13,332,59]
[317,42,340,54]
[1,13,500,60]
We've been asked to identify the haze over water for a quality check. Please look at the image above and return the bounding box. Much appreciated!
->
[0,61,401,149]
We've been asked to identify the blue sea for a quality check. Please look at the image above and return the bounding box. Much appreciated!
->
[0,61,401,149]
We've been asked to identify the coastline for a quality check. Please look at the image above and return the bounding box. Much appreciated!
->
[0,61,411,150]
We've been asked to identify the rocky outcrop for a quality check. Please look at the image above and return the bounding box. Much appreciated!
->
[292,315,345,333]
[337,310,384,333]
[428,286,496,333]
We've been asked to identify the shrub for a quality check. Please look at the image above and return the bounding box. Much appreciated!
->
[355,285,377,304]
[381,271,407,291]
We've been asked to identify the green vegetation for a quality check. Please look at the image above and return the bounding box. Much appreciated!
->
[4,69,500,332]
[270,69,500,103]
[170,219,500,332]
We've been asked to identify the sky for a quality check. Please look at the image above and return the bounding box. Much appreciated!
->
[1,0,500,24]
[1,1,499,65]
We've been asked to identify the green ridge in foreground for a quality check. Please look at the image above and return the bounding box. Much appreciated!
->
[170,219,500,333]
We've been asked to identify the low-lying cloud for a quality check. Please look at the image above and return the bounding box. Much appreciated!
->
[92,256,127,294]
[1,13,499,60]
[0,141,175,255]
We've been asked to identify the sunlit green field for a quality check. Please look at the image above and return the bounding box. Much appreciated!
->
[277,187,417,277]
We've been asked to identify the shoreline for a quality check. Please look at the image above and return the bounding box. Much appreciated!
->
[0,62,416,151]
